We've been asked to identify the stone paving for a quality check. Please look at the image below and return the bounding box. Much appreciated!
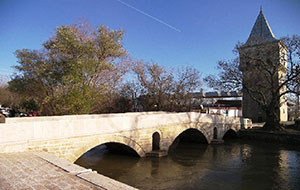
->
[0,152,104,190]
[0,152,138,190]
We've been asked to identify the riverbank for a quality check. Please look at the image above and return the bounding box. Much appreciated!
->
[238,127,300,145]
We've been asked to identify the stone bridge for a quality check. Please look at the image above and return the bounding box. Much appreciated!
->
[0,112,251,162]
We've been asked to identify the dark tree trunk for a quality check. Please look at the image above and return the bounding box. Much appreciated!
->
[263,104,283,131]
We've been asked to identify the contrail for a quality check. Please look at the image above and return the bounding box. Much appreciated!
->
[116,0,181,32]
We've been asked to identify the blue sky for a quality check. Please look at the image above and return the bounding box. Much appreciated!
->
[1,0,300,80]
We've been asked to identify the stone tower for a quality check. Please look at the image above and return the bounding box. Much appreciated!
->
[239,8,288,122]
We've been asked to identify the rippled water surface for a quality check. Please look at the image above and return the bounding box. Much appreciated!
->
[75,140,300,190]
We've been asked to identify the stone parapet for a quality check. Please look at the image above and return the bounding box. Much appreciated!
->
[1,112,251,144]
[0,112,251,162]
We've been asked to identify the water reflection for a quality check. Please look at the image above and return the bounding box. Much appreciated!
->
[76,140,300,190]
[169,143,207,167]
[241,144,252,163]
[278,150,300,190]
[150,158,159,177]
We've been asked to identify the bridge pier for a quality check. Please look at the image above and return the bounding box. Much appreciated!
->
[145,150,168,157]
[210,139,225,144]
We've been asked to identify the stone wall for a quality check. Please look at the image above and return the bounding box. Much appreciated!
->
[239,41,288,122]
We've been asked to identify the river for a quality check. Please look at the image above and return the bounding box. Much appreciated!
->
[75,140,300,190]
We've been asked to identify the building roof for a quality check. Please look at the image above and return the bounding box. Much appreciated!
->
[191,91,242,98]
[216,100,242,107]
[244,7,277,46]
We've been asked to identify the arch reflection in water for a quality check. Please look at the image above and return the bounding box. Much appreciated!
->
[168,128,208,167]
[74,142,139,179]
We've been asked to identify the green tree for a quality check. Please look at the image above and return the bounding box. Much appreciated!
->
[9,22,128,115]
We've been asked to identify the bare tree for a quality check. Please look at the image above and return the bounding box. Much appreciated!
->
[133,61,174,111]
[281,35,300,119]
[0,84,21,108]
[172,66,202,111]
[133,61,201,112]
[204,35,300,131]
[204,58,242,91]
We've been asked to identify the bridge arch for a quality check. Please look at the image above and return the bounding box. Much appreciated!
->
[71,135,145,163]
[222,128,238,140]
[169,128,209,151]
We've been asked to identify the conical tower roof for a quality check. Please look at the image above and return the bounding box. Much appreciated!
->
[244,8,277,46]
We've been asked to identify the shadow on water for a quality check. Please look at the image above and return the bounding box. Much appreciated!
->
[75,143,139,179]
[75,133,300,190]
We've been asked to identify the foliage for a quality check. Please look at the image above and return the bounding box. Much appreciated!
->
[9,22,128,115]
[20,98,39,112]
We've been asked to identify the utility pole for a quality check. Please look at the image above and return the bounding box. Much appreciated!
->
[297,84,300,119]
[297,65,300,120]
